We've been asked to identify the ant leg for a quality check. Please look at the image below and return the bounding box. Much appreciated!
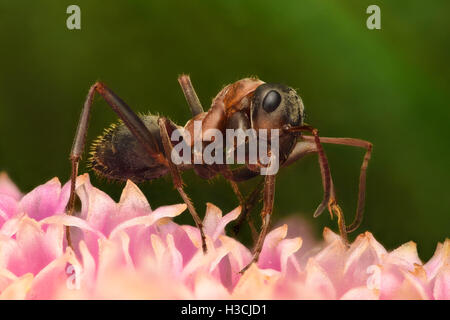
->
[283,140,338,207]
[284,126,347,242]
[286,127,334,219]
[240,174,276,274]
[158,117,208,254]
[301,136,373,233]
[284,136,372,239]
[178,74,204,117]
[232,178,264,240]
[282,140,318,167]
[227,166,260,182]
[283,139,348,243]
[214,165,259,240]
[225,178,258,241]
[67,82,166,248]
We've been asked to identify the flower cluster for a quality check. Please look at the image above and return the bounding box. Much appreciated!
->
[0,172,448,299]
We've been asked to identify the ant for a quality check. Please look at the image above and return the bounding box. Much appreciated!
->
[65,75,372,272]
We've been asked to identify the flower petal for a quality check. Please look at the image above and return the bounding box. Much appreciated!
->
[342,232,387,291]
[433,267,450,300]
[19,178,70,221]
[75,174,117,235]
[0,273,33,299]
[0,172,22,200]
[424,239,450,280]
[1,217,63,276]
[0,194,19,223]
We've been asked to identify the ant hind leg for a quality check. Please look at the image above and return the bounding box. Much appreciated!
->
[67,82,165,248]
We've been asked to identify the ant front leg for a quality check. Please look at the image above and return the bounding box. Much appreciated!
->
[66,82,166,248]
[284,126,348,243]
[283,139,348,243]
[284,136,372,242]
[301,136,373,233]
[158,117,208,254]
[240,174,276,274]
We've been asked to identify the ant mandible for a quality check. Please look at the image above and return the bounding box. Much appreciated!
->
[65,75,372,273]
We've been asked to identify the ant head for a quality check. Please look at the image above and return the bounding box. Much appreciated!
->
[250,83,304,132]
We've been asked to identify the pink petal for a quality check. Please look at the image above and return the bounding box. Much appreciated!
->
[0,273,33,299]
[323,227,342,244]
[181,225,203,250]
[0,194,19,222]
[109,204,187,267]
[342,232,387,292]
[313,232,347,293]
[211,206,241,241]
[232,264,281,299]
[159,234,184,277]
[113,180,153,226]
[218,235,252,288]
[276,216,318,266]
[302,258,337,299]
[0,172,22,201]
[40,214,105,257]
[19,178,70,221]
[258,224,288,271]
[341,286,378,300]
[0,268,19,293]
[75,174,118,235]
[26,248,80,299]
[109,204,186,239]
[78,241,97,294]
[278,237,302,275]
[424,239,450,280]
[2,217,63,276]
[385,241,422,271]
[0,214,24,238]
[97,237,134,285]
[157,220,198,267]
[202,203,241,241]
[433,267,450,300]
[193,273,230,299]
[202,203,223,237]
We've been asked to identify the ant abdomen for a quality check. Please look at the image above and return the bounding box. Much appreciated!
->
[88,114,170,183]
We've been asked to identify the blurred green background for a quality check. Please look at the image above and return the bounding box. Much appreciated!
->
[0,1,448,260]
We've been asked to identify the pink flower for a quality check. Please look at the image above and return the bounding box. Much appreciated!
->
[0,172,448,299]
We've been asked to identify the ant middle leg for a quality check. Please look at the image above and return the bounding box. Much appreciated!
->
[231,178,264,241]
[158,117,208,254]
[240,174,276,273]
[213,164,261,241]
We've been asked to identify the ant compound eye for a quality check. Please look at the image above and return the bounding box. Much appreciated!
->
[262,90,281,113]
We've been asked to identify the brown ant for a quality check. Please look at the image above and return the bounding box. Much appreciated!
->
[66,75,372,272]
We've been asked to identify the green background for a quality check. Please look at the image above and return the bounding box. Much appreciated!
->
[0,1,448,260]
